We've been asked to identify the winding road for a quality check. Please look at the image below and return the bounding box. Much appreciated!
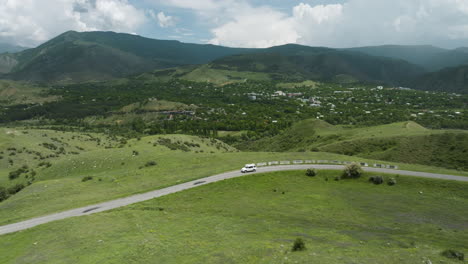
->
[0,165,467,236]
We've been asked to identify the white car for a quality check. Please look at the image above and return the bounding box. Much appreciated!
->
[241,164,257,173]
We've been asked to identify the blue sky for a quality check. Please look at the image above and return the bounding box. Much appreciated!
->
[0,0,467,48]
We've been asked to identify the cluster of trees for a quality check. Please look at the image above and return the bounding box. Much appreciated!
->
[0,79,465,139]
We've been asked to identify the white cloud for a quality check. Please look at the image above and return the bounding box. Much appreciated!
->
[210,6,298,48]
[150,11,176,28]
[0,0,146,47]
[204,0,468,48]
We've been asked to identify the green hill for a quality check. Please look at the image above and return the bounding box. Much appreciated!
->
[0,31,255,83]
[347,45,468,71]
[143,46,426,85]
[0,32,427,85]
[241,120,468,170]
[410,64,468,94]
[209,48,425,84]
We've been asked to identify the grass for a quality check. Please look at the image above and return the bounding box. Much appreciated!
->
[1,128,466,226]
[0,170,467,263]
[276,80,319,89]
[182,64,271,85]
[138,64,271,85]
[242,119,468,170]
[119,99,195,113]
[0,80,57,106]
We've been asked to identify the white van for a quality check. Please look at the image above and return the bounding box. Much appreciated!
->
[241,164,257,173]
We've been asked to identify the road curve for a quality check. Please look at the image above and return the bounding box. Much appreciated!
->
[1,165,467,236]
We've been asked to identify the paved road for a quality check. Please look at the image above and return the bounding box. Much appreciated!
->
[1,165,467,236]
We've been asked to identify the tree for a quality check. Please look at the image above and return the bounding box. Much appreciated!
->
[306,168,316,177]
[342,163,363,179]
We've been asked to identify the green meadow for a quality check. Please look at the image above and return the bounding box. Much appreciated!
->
[0,170,466,263]
[1,127,466,226]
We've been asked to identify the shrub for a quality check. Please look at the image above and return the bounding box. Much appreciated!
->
[292,238,306,252]
[388,178,397,186]
[342,163,363,179]
[442,249,464,260]
[369,176,384,185]
[145,161,157,167]
[305,168,316,177]
[81,176,93,182]
[8,166,29,180]
[8,171,21,180]
[7,184,25,195]
[0,187,9,202]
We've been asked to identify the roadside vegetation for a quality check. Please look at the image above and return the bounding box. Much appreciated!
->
[0,170,466,263]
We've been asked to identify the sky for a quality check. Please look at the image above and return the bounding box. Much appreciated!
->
[1,0,468,49]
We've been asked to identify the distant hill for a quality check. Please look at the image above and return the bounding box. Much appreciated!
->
[0,31,254,83]
[209,46,426,84]
[454,47,468,53]
[347,45,468,71]
[2,31,466,91]
[411,64,468,94]
[0,42,27,53]
[0,33,426,84]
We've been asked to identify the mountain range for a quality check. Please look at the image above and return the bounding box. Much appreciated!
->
[0,31,467,93]
[0,42,27,54]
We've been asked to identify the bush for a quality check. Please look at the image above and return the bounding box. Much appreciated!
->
[81,176,93,182]
[388,178,397,186]
[442,249,464,260]
[145,161,157,167]
[7,184,25,195]
[369,176,384,185]
[342,163,363,179]
[305,168,316,177]
[292,238,306,252]
[8,166,29,180]
[0,187,9,202]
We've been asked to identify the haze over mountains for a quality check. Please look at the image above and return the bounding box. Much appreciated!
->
[0,31,467,93]
[0,42,27,54]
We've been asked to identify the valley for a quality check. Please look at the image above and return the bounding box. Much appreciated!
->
[0,30,466,264]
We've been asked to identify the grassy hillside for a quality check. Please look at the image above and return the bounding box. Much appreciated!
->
[1,170,467,263]
[411,64,468,94]
[241,120,468,170]
[139,64,271,85]
[1,127,464,225]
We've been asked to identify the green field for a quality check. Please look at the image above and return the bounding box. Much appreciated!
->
[1,170,467,263]
[2,127,466,226]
